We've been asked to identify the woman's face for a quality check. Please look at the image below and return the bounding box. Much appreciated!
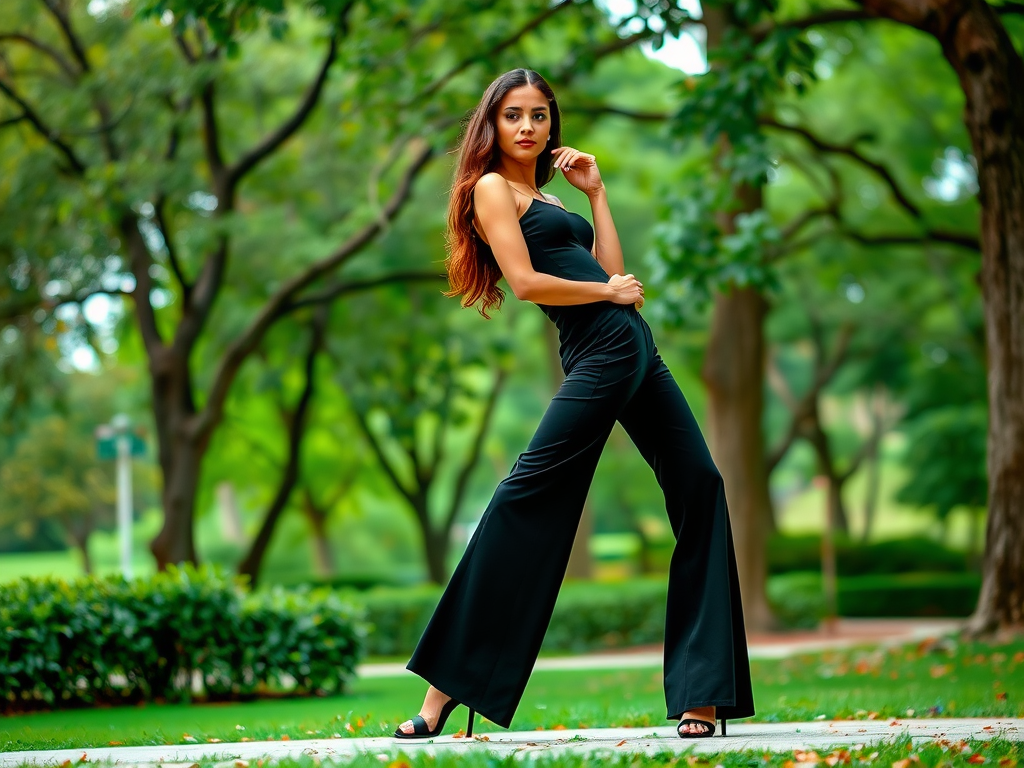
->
[494,84,552,163]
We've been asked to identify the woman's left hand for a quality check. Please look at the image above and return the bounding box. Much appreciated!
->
[551,146,604,196]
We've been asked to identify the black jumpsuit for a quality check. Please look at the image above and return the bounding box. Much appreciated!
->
[406,195,756,729]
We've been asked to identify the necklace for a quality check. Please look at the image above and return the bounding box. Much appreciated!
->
[505,180,544,201]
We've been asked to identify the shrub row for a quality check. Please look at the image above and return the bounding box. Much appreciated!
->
[354,578,669,658]
[766,571,982,628]
[765,534,970,576]
[0,566,365,713]
[354,570,980,656]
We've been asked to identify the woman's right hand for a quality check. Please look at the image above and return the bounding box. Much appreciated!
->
[607,273,644,306]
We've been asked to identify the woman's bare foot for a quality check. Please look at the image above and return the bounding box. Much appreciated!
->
[678,705,716,735]
[397,685,453,734]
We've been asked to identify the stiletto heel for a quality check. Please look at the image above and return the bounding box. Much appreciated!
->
[394,697,466,739]
[467,707,475,738]
[721,718,727,737]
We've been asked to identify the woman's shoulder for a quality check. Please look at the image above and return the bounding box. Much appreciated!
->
[475,172,511,195]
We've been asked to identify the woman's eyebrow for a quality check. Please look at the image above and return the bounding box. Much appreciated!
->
[504,106,549,112]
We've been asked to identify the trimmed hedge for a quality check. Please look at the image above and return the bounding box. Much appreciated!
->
[358,570,982,655]
[766,534,970,576]
[766,571,982,628]
[355,578,669,657]
[0,565,366,713]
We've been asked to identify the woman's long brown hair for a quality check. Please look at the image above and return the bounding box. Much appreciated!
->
[444,69,562,318]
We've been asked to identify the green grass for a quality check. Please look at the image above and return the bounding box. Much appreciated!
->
[3,633,1021,753]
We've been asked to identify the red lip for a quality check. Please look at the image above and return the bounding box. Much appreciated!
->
[516,140,536,147]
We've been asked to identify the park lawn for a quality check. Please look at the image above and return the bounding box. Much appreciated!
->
[2,634,1021,753]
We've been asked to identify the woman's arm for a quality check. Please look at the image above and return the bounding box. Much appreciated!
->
[474,173,641,307]
[587,186,625,277]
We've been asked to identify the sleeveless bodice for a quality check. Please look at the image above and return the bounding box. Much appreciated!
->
[475,197,640,373]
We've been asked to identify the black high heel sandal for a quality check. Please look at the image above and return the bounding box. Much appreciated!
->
[394,697,476,739]
[677,716,726,738]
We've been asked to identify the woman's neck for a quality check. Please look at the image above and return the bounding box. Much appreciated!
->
[496,157,538,191]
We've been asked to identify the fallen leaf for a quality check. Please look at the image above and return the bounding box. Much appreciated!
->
[235,762,249,768]
[984,726,994,731]
[356,717,365,727]
[280,734,290,741]
[616,740,628,747]
[893,759,911,768]
[241,738,252,743]
[207,738,222,743]
[474,735,490,741]
[78,755,88,765]
[998,758,1017,767]
[107,742,123,746]
[553,724,566,730]
[967,755,985,764]
[996,692,1008,701]
[60,762,71,768]
[1012,652,1024,664]
[345,723,355,733]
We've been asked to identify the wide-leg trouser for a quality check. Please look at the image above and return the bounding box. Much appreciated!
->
[406,310,756,729]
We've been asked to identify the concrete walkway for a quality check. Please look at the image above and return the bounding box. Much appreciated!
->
[3,719,1021,765]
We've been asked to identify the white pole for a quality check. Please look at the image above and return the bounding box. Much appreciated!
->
[114,415,133,579]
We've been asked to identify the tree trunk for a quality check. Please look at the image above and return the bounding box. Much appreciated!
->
[856,0,1024,633]
[149,404,202,569]
[805,415,851,536]
[701,285,776,632]
[422,516,450,585]
[697,5,777,633]
[306,509,335,577]
[861,390,884,542]
[71,533,93,575]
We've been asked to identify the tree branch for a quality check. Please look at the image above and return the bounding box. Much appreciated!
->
[752,8,879,41]
[39,0,90,73]
[228,26,344,189]
[761,116,923,218]
[348,403,416,502]
[193,138,434,442]
[38,0,119,160]
[0,32,79,80]
[284,270,446,312]
[119,212,164,352]
[413,0,575,104]
[0,77,86,174]
[237,305,328,585]
[843,226,980,251]
[153,195,191,298]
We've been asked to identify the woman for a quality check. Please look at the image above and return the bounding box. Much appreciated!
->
[395,68,755,740]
